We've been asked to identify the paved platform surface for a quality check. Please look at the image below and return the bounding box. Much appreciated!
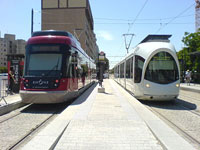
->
[0,94,21,106]
[21,80,196,150]
[0,94,24,116]
[180,83,200,93]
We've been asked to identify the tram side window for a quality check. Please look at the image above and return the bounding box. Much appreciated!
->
[114,67,117,78]
[126,59,131,78]
[120,63,124,78]
[66,56,72,78]
[130,57,133,78]
[117,66,120,78]
[126,57,133,79]
[134,55,145,83]
[66,52,77,78]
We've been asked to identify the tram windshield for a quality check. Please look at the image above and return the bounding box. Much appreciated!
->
[25,53,62,77]
[144,51,179,84]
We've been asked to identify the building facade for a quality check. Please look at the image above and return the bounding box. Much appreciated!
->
[0,34,26,68]
[41,0,99,60]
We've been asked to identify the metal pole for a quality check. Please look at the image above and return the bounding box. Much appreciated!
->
[31,9,34,35]
[123,34,134,54]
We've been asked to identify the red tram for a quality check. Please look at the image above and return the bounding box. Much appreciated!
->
[20,30,96,103]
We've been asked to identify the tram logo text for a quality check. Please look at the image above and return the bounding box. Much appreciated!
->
[33,79,49,85]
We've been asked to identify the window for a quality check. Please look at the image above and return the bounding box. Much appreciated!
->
[126,59,130,78]
[134,55,145,83]
[68,0,87,8]
[126,57,133,79]
[43,0,58,8]
[130,57,133,78]
[144,51,179,84]
[26,53,62,77]
[59,0,67,8]
[120,63,124,78]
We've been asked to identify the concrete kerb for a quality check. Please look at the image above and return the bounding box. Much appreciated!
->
[180,86,200,93]
[0,101,26,116]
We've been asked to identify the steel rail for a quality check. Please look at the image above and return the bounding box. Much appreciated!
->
[145,104,200,148]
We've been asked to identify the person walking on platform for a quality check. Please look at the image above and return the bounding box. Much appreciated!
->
[8,67,16,94]
[81,71,86,86]
[185,70,191,86]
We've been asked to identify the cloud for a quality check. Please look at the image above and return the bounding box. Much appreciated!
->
[96,30,113,41]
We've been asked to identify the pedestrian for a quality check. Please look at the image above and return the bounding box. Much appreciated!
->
[8,67,16,94]
[185,70,191,86]
[81,71,86,86]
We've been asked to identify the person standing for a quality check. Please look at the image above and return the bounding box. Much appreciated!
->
[8,67,16,94]
[185,70,191,86]
[81,71,86,86]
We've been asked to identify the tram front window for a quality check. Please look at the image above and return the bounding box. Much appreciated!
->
[25,53,62,77]
[144,51,179,84]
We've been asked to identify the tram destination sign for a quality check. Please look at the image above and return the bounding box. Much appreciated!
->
[98,51,105,61]
[31,45,60,52]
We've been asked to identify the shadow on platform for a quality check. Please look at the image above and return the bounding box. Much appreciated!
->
[71,82,98,105]
[141,98,196,111]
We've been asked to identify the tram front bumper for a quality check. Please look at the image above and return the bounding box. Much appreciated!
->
[19,90,77,103]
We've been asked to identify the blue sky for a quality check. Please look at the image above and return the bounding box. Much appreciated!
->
[0,0,195,68]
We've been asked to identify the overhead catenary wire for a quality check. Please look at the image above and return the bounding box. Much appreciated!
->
[95,14,194,22]
[127,0,149,34]
[95,22,194,25]
[156,3,195,33]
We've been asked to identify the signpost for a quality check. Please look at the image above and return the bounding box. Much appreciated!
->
[97,51,106,93]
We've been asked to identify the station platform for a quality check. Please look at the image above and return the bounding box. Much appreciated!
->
[0,94,24,116]
[21,79,195,150]
[180,83,200,93]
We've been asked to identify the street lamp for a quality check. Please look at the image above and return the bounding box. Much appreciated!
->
[31,9,34,35]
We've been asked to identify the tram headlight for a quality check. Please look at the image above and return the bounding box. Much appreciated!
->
[145,84,150,88]
[176,83,180,87]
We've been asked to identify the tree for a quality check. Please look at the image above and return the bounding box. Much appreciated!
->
[177,32,200,83]
[0,67,7,73]
[178,32,200,71]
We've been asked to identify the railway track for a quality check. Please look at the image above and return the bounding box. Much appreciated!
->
[0,102,72,150]
[0,104,30,124]
[147,103,200,147]
[142,96,200,150]
[8,110,58,150]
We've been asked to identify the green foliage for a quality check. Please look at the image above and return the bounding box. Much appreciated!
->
[178,32,200,72]
[0,67,7,73]
[177,32,200,83]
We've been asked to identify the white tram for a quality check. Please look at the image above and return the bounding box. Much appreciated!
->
[114,35,180,101]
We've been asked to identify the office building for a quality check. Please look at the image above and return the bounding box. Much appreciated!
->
[0,34,26,67]
[41,0,99,60]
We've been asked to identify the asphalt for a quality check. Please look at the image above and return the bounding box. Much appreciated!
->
[16,80,197,150]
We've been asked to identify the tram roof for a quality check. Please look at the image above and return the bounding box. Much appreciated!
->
[32,30,80,45]
[140,34,172,43]
[28,31,94,63]
[32,30,72,37]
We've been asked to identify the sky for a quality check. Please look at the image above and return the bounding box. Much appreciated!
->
[0,0,196,68]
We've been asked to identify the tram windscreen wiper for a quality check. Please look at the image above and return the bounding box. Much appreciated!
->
[45,58,60,77]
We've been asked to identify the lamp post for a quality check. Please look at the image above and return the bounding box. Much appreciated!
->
[31,9,34,35]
